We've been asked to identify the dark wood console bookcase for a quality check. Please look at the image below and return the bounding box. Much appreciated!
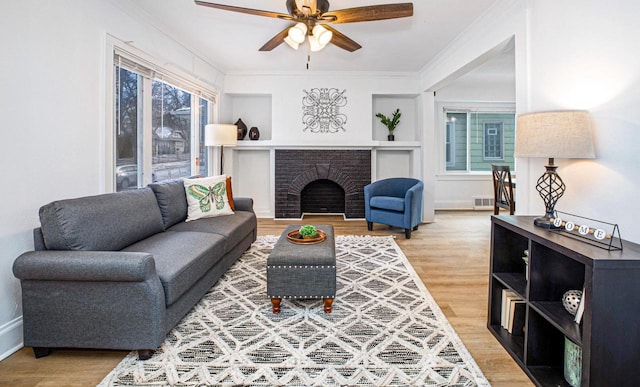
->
[489,215,640,386]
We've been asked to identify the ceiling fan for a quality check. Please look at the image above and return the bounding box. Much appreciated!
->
[194,0,413,52]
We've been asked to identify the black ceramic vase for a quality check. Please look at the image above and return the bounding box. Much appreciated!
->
[249,126,260,140]
[388,133,395,141]
[235,118,247,140]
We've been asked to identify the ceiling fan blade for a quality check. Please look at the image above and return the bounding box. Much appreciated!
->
[195,1,293,20]
[259,27,292,51]
[322,3,413,24]
[322,25,362,52]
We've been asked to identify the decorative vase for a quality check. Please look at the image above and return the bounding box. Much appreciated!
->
[249,126,260,140]
[235,118,247,140]
[388,133,395,141]
[562,290,582,315]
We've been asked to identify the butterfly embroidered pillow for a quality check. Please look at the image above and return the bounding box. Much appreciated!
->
[183,175,234,221]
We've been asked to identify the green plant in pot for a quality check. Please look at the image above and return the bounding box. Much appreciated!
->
[376,108,401,141]
[299,225,318,239]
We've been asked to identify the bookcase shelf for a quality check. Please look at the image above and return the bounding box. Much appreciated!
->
[489,215,640,386]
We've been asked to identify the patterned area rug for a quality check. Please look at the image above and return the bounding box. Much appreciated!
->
[99,236,490,386]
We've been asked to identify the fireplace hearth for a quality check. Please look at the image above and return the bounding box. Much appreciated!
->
[275,150,371,219]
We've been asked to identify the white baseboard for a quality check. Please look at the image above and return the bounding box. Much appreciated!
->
[0,316,23,361]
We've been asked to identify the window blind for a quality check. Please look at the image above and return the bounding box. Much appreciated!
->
[114,48,217,103]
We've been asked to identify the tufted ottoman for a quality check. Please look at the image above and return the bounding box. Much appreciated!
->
[267,225,336,313]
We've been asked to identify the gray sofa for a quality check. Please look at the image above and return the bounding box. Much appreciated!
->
[13,179,257,360]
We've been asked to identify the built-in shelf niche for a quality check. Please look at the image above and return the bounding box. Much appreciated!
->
[372,94,421,142]
[224,94,272,141]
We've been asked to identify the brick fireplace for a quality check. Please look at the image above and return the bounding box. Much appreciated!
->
[274,149,371,219]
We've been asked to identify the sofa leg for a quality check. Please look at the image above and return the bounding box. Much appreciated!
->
[405,229,412,239]
[33,347,52,358]
[413,225,419,231]
[367,221,373,231]
[137,349,155,360]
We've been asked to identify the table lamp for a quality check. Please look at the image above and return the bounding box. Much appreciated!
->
[515,110,595,228]
[204,124,237,175]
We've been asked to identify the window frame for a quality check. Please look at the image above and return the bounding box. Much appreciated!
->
[437,102,515,175]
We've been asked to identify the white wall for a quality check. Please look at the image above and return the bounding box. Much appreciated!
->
[0,0,223,360]
[522,0,640,242]
[421,0,640,242]
[224,73,422,145]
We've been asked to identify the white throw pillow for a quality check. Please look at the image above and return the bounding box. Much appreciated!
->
[183,175,234,221]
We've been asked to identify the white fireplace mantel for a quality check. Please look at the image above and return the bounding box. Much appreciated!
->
[220,142,422,219]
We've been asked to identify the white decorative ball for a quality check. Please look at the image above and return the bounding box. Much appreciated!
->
[562,290,583,316]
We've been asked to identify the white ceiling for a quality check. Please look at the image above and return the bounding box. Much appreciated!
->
[127,0,499,73]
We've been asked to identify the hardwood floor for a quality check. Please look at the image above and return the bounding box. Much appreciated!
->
[0,211,532,386]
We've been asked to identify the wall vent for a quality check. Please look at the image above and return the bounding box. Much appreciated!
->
[473,197,494,210]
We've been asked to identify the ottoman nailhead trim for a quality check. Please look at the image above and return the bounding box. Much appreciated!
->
[267,265,336,269]
[268,295,335,299]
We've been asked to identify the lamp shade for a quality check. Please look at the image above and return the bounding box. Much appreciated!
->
[204,124,237,147]
[515,110,595,159]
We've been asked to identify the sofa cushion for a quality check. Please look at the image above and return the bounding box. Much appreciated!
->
[183,175,234,221]
[370,196,405,212]
[39,188,164,251]
[168,211,256,249]
[122,231,226,306]
[149,179,188,229]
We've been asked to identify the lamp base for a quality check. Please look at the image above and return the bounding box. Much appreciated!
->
[533,158,566,229]
[534,216,553,229]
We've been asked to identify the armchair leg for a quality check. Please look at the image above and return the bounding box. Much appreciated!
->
[413,225,419,231]
[367,221,373,231]
[405,229,412,239]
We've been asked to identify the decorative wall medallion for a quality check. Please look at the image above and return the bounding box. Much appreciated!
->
[302,88,348,133]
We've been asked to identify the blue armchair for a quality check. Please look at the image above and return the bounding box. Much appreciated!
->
[364,177,424,239]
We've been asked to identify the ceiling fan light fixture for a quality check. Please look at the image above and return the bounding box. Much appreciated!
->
[308,34,325,52]
[284,35,300,50]
[288,22,307,44]
[312,24,332,46]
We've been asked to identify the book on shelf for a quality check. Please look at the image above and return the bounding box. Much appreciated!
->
[501,289,524,331]
[509,300,526,335]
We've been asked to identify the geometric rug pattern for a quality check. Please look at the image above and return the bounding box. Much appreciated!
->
[99,235,490,386]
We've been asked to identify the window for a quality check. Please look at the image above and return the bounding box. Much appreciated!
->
[445,121,454,167]
[113,48,217,192]
[445,112,467,171]
[444,110,515,172]
[483,122,503,160]
[151,80,192,182]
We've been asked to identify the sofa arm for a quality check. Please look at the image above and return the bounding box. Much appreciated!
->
[233,197,255,213]
[13,251,156,282]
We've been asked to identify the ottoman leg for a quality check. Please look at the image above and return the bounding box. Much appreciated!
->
[323,298,334,313]
[271,298,282,314]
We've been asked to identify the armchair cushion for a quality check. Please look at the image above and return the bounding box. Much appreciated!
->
[370,196,405,212]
